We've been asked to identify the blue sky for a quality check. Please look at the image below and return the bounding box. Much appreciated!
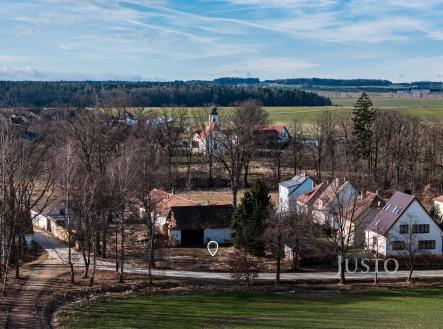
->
[2,0,443,81]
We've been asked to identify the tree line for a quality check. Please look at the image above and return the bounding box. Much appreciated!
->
[0,81,331,108]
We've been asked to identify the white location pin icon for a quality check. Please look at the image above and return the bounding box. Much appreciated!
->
[207,241,219,257]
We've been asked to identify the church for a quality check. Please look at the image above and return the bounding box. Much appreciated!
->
[191,106,226,155]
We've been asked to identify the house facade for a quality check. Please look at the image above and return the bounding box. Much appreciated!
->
[278,173,314,212]
[343,192,385,248]
[365,191,443,256]
[256,125,290,145]
[312,178,358,226]
[167,204,233,246]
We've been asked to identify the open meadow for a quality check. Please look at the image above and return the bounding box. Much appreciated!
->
[58,289,443,328]
[139,97,443,125]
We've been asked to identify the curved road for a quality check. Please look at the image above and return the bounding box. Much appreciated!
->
[33,230,443,281]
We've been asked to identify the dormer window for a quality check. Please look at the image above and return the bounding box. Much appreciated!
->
[384,203,391,211]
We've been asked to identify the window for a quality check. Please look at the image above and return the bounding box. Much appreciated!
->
[418,240,436,249]
[392,206,398,213]
[372,236,378,249]
[400,224,409,234]
[412,224,430,233]
[392,241,406,250]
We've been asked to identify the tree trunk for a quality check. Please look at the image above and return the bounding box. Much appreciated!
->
[340,257,346,284]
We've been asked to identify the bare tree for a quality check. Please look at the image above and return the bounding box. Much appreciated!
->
[229,249,260,287]
[214,102,267,205]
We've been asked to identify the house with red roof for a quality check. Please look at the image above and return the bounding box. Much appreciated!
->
[365,191,443,256]
[255,124,290,145]
[296,182,328,212]
[311,178,358,226]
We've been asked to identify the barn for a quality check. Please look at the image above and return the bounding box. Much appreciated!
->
[167,204,233,247]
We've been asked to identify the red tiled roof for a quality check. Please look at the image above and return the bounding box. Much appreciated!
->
[297,182,327,206]
[149,189,199,216]
[259,124,286,134]
[366,191,415,236]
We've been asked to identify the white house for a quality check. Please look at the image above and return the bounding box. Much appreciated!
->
[365,191,443,256]
[312,178,358,226]
[278,173,314,212]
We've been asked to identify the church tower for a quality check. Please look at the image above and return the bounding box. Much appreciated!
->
[208,105,219,127]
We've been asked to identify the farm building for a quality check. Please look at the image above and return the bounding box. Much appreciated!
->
[167,204,233,247]
[278,173,314,212]
[365,191,443,256]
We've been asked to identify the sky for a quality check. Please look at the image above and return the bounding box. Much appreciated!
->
[2,0,443,82]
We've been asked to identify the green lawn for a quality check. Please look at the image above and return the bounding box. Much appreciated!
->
[59,289,443,328]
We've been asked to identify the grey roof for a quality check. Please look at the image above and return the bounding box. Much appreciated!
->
[366,191,415,236]
[279,175,309,189]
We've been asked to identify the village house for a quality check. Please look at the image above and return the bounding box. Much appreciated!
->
[32,197,74,242]
[296,182,328,213]
[148,189,200,231]
[343,192,385,248]
[255,124,290,145]
[365,191,443,256]
[278,173,314,212]
[311,178,357,227]
[148,189,233,246]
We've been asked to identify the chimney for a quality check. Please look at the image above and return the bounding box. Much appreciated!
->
[375,189,380,196]
[171,188,175,195]
[360,190,367,199]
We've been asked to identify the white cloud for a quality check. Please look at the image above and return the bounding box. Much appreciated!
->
[211,57,318,79]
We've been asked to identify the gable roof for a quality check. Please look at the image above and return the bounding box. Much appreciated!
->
[344,192,384,222]
[149,189,199,216]
[280,174,310,189]
[366,191,416,236]
[312,178,351,210]
[170,204,233,230]
[297,182,327,206]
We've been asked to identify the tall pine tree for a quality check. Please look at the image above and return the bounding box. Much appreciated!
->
[231,179,273,256]
[352,93,376,174]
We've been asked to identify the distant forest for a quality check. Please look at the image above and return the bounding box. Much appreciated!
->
[0,81,331,108]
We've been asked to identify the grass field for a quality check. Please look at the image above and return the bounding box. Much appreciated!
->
[59,289,443,328]
[135,97,443,125]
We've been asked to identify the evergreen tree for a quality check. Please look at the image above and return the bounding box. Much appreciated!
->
[231,179,273,256]
[352,93,377,171]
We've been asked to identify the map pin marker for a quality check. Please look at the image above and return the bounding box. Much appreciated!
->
[207,241,219,257]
